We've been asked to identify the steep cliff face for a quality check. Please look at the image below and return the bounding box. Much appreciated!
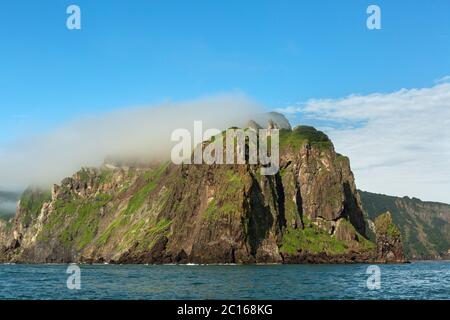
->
[360,190,450,260]
[0,123,403,264]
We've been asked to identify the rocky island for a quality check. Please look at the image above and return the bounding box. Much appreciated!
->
[0,114,405,264]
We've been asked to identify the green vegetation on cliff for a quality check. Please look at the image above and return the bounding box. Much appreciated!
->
[281,225,347,255]
[37,193,112,251]
[203,169,245,221]
[374,212,401,238]
[19,189,51,227]
[36,162,172,256]
[360,190,450,259]
[280,216,375,255]
[280,126,333,151]
[138,218,172,250]
[98,162,170,247]
[59,194,112,250]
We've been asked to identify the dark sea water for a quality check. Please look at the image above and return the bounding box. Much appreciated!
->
[0,261,449,300]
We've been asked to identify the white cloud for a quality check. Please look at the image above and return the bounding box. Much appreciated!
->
[278,83,450,203]
[0,94,261,191]
[435,75,450,84]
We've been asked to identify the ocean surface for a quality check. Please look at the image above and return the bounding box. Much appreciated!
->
[0,261,449,300]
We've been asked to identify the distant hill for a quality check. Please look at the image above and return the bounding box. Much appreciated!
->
[0,191,20,220]
[359,190,450,260]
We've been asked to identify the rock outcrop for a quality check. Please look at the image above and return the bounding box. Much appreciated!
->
[373,212,404,263]
[360,190,450,260]
[0,122,404,264]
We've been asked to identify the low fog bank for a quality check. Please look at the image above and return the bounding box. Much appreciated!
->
[0,191,20,218]
[0,201,18,218]
[0,94,262,191]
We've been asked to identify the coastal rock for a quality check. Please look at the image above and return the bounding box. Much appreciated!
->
[0,123,404,264]
[374,212,404,263]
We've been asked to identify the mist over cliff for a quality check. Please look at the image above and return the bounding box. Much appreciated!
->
[0,94,262,191]
[0,191,20,219]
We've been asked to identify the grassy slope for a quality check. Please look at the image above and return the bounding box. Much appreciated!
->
[33,162,172,256]
[279,126,333,151]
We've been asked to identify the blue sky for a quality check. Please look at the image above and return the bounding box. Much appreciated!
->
[1,1,450,202]
[1,0,449,142]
